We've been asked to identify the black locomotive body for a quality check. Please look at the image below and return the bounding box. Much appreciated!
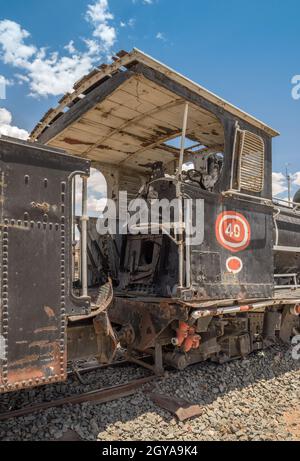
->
[0,49,299,393]
[108,181,299,371]
[0,138,90,393]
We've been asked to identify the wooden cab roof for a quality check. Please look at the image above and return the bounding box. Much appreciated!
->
[30,49,279,173]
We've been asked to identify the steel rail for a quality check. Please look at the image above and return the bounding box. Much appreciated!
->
[67,358,129,377]
[67,355,152,380]
[0,375,155,422]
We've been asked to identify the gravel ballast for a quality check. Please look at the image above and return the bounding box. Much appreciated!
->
[0,342,299,441]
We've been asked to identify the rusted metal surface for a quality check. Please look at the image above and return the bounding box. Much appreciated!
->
[0,137,90,394]
[149,393,203,422]
[280,306,300,343]
[126,345,164,376]
[0,376,155,421]
[67,355,150,377]
[109,298,188,351]
[69,279,113,322]
[67,324,100,362]
[93,312,118,364]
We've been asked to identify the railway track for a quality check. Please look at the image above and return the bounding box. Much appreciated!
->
[0,375,155,422]
[0,357,155,422]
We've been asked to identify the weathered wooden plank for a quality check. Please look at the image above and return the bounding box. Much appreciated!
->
[88,153,125,165]
[72,119,113,137]
[92,147,129,162]
[108,87,157,114]
[124,75,175,106]
[50,140,88,154]
[127,149,175,166]
[56,126,105,145]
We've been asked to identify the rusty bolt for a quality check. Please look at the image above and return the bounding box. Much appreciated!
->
[31,202,50,213]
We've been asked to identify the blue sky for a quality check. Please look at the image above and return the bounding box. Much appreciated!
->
[0,0,299,201]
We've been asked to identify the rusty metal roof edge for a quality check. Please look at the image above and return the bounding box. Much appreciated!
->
[30,48,280,141]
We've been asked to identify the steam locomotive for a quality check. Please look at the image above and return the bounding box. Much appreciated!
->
[0,49,299,394]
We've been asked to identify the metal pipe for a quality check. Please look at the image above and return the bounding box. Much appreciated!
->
[177,195,184,288]
[72,177,76,243]
[81,176,89,297]
[274,246,300,253]
[178,102,189,176]
[72,177,76,282]
[191,299,300,320]
[286,166,292,206]
[223,189,273,206]
[190,299,294,320]
[273,207,281,247]
[177,103,189,288]
[185,199,191,288]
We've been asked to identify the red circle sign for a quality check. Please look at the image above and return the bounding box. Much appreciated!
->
[226,257,243,274]
[216,211,251,253]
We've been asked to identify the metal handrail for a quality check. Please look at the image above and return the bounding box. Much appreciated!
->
[272,196,300,212]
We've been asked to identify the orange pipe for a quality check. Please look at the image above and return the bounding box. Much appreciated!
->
[176,322,189,347]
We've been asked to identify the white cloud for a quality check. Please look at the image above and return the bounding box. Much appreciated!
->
[0,20,36,66]
[75,168,107,217]
[132,0,154,4]
[0,74,13,97]
[292,172,300,187]
[87,196,108,214]
[83,38,102,56]
[272,172,288,196]
[0,1,117,98]
[0,74,12,86]
[86,0,113,23]
[120,18,136,28]
[156,32,166,41]
[64,40,76,54]
[128,18,136,27]
[0,107,29,139]
[88,168,107,196]
[86,0,116,50]
[0,75,6,98]
[15,73,30,85]
[0,107,11,125]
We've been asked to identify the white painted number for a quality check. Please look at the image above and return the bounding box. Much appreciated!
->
[225,223,241,239]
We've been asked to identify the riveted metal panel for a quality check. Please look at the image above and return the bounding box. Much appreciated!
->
[0,137,90,393]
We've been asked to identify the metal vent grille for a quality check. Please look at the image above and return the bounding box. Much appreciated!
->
[238,130,265,193]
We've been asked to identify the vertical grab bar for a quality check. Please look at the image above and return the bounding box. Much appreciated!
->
[81,176,89,297]
[177,102,189,288]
